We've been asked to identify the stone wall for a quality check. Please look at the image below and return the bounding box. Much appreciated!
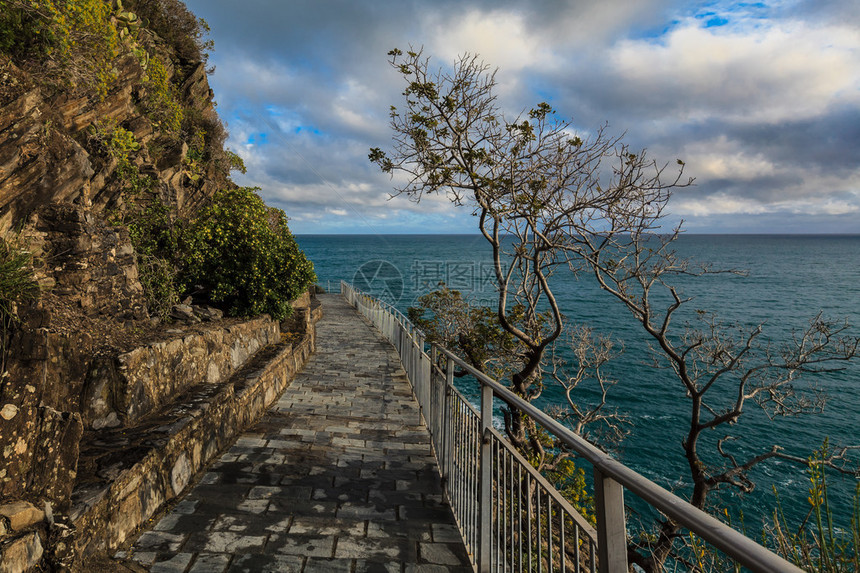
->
[1,313,277,507]
[0,304,319,572]
[82,317,278,430]
[73,322,317,562]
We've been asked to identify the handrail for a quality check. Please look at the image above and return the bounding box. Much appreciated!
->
[340,281,804,573]
[434,347,801,572]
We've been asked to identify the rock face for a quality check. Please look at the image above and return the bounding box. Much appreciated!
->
[24,203,147,319]
[0,48,222,235]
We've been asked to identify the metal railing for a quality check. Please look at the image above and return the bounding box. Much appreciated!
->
[341,281,804,573]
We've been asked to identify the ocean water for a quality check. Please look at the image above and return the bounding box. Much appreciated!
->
[295,233,860,531]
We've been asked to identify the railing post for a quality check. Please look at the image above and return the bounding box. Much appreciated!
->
[406,325,411,376]
[479,383,493,571]
[416,331,426,409]
[410,332,416,387]
[443,356,454,484]
[389,309,394,343]
[387,310,392,342]
[594,468,627,573]
[430,345,438,439]
[395,321,401,353]
[415,343,420,393]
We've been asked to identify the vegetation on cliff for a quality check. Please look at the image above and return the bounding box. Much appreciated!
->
[0,0,120,96]
[0,0,315,326]
[0,237,38,376]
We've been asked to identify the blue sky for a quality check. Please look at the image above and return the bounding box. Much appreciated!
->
[184,0,860,234]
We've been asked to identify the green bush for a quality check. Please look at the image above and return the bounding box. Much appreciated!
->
[182,187,315,320]
[129,0,212,65]
[766,441,860,572]
[90,121,180,320]
[89,120,156,196]
[90,120,140,161]
[182,106,229,173]
[136,252,179,320]
[223,149,246,175]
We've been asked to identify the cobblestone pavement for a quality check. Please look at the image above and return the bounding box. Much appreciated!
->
[123,294,472,572]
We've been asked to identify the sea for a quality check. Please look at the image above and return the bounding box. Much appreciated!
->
[295,233,860,533]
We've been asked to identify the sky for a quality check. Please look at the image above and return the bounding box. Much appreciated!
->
[183,0,860,235]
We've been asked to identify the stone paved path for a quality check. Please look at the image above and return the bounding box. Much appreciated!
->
[123,294,472,572]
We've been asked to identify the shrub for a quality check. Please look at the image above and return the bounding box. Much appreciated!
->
[182,187,315,320]
[90,122,181,320]
[0,0,120,97]
[766,441,860,572]
[143,55,183,138]
[223,148,246,174]
[0,237,39,375]
[129,0,212,65]
[127,199,182,320]
[90,119,140,161]
[182,105,227,161]
[136,252,179,320]
[89,119,156,196]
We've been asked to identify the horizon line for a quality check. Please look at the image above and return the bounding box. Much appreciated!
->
[294,232,860,237]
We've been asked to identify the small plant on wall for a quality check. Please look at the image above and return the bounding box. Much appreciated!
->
[0,237,38,378]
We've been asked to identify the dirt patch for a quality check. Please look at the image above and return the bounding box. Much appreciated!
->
[42,292,246,357]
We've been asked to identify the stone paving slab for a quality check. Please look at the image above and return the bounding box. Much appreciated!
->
[124,294,472,572]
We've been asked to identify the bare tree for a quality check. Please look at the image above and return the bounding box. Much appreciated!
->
[548,325,631,446]
[370,47,689,465]
[579,230,860,570]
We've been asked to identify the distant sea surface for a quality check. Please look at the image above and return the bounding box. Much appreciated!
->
[296,234,860,529]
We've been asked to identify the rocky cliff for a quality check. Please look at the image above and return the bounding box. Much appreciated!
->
[0,2,288,570]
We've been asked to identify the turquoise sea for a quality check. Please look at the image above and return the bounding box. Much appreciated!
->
[295,234,860,531]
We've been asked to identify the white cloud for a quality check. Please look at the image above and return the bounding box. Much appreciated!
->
[424,9,556,73]
[675,169,860,218]
[676,192,860,218]
[675,193,773,216]
[607,19,860,124]
[681,136,777,180]
[332,80,381,136]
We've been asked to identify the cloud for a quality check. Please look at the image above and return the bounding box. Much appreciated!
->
[547,6,860,230]
[423,9,561,77]
[603,20,860,124]
[184,0,860,234]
